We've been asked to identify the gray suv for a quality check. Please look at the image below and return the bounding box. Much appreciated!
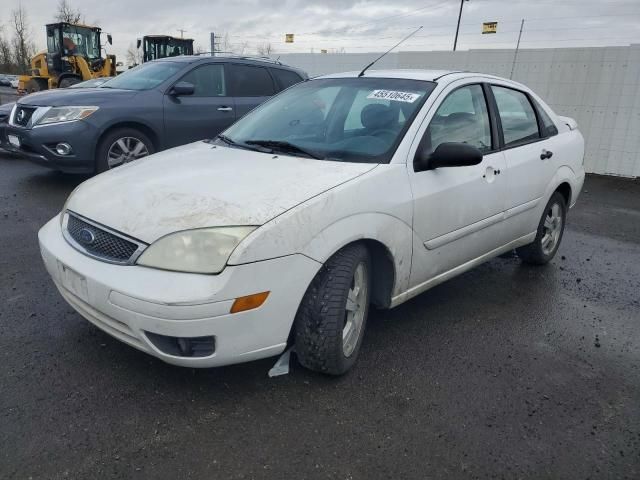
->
[3,56,307,173]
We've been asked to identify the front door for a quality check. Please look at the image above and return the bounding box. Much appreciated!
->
[408,83,507,285]
[163,63,236,148]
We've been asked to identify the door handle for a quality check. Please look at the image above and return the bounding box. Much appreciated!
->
[540,149,553,160]
[217,106,233,112]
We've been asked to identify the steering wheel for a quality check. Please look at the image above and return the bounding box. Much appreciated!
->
[370,128,396,143]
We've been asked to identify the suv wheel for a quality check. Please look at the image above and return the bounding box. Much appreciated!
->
[294,243,371,375]
[96,128,154,173]
[517,191,567,265]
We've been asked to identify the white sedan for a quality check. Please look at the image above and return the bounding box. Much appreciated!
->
[38,70,585,375]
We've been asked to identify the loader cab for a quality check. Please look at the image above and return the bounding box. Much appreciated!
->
[45,22,104,75]
[139,36,194,63]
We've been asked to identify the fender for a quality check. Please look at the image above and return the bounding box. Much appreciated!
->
[300,212,413,297]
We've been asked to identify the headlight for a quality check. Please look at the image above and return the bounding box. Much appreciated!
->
[35,106,99,126]
[136,227,257,274]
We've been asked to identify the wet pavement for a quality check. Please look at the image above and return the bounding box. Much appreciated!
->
[1,155,639,479]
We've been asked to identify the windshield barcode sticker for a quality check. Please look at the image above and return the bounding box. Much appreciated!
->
[367,90,421,103]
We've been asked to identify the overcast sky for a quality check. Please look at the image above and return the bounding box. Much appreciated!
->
[2,0,639,64]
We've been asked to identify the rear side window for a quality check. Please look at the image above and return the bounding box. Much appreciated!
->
[179,64,226,96]
[491,86,540,146]
[533,99,559,137]
[228,64,275,97]
[270,68,303,91]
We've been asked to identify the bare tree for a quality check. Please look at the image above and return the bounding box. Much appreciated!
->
[256,42,274,56]
[11,5,36,74]
[0,26,15,73]
[55,0,83,24]
[125,42,142,67]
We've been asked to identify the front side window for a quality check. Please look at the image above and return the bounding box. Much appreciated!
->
[228,65,275,97]
[179,64,226,96]
[424,84,492,155]
[221,77,436,163]
[101,62,182,91]
[492,86,540,146]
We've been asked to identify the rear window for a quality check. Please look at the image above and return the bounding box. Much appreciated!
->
[228,64,275,97]
[270,68,303,91]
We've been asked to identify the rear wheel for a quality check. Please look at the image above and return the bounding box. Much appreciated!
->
[516,192,566,265]
[59,77,81,88]
[294,243,371,375]
[25,78,48,93]
[96,128,154,173]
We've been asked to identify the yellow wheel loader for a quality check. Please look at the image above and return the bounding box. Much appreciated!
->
[18,22,116,94]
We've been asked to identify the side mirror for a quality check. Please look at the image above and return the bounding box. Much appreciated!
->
[170,81,195,96]
[414,142,483,172]
[136,38,141,49]
[107,34,113,45]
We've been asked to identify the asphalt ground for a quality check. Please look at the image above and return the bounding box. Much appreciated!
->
[1,154,639,479]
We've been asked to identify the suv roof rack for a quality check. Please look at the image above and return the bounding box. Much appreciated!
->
[193,52,282,65]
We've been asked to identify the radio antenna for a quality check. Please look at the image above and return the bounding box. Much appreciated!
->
[358,26,423,77]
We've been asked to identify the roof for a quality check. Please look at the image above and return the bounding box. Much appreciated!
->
[153,55,302,71]
[316,69,510,84]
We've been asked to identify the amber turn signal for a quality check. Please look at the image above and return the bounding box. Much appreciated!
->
[230,291,270,314]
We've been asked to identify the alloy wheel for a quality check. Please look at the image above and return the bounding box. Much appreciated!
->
[343,262,368,357]
[107,137,150,169]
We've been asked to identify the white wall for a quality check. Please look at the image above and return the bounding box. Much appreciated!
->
[279,45,640,177]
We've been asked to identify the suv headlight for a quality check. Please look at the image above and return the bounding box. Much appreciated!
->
[136,227,256,274]
[35,106,99,126]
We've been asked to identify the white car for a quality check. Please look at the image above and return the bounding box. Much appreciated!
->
[10,77,19,89]
[38,70,585,375]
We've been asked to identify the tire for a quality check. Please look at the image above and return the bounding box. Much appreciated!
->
[516,191,567,265]
[59,77,81,88]
[26,78,47,93]
[95,128,155,173]
[294,243,371,375]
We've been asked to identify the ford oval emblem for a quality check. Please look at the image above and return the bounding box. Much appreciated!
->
[78,228,96,245]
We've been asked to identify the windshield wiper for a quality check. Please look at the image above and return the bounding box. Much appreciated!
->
[245,140,324,159]
[213,134,265,152]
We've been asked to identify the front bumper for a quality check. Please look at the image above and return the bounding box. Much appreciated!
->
[5,121,98,173]
[38,216,321,367]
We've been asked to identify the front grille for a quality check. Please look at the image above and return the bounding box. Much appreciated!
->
[66,213,142,264]
[13,106,36,127]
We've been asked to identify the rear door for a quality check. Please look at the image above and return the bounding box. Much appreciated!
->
[227,63,276,119]
[163,63,235,147]
[490,84,555,237]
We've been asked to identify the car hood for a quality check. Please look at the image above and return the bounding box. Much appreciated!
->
[18,88,138,107]
[66,141,378,244]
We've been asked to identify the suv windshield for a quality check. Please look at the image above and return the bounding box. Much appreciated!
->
[101,62,182,90]
[221,77,436,163]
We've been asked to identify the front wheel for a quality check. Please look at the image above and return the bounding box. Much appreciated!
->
[96,128,154,173]
[59,77,81,88]
[516,192,567,265]
[294,243,371,375]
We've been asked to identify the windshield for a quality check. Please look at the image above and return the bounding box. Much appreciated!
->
[101,62,181,90]
[60,25,100,59]
[221,77,436,163]
[144,37,193,62]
